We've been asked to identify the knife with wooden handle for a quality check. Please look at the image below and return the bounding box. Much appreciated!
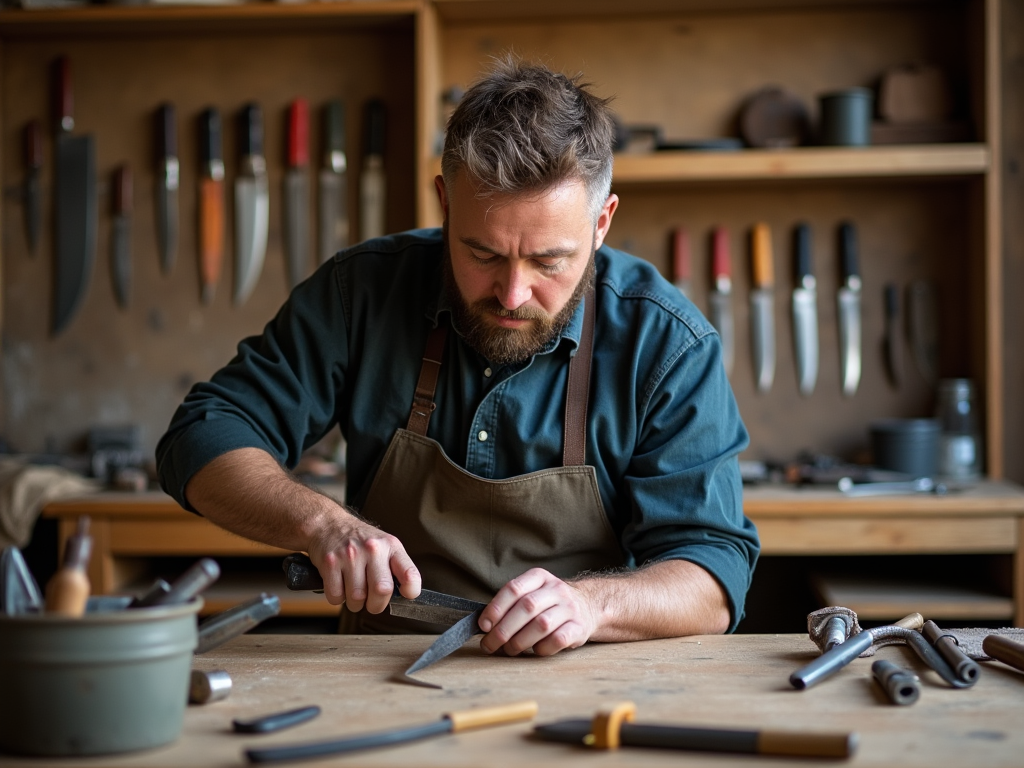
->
[319,99,348,262]
[750,222,775,392]
[671,226,691,299]
[708,226,734,377]
[198,107,225,305]
[791,222,818,396]
[284,98,311,290]
[360,98,386,241]
[155,102,179,275]
[110,164,132,310]
[837,221,862,397]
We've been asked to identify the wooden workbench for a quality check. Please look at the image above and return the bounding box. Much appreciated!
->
[3,633,1023,767]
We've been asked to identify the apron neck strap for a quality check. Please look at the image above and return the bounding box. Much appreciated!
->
[406,287,596,467]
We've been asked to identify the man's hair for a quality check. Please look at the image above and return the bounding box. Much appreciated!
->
[441,56,615,221]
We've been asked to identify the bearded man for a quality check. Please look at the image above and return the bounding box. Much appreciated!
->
[157,58,759,656]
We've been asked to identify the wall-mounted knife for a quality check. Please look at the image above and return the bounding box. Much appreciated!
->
[750,222,775,392]
[198,107,225,305]
[110,164,132,310]
[837,221,862,397]
[319,99,348,263]
[708,226,735,377]
[360,98,386,241]
[52,55,97,336]
[234,102,269,305]
[883,282,903,387]
[284,98,311,290]
[155,102,179,276]
[671,226,691,299]
[791,222,818,396]
[907,279,938,385]
[24,120,42,257]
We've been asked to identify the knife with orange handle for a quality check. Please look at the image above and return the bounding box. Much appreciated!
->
[198,107,225,305]
[750,222,775,392]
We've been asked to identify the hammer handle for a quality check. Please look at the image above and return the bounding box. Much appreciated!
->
[983,635,1024,673]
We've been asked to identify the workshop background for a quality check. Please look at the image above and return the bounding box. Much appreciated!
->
[1,0,1023,634]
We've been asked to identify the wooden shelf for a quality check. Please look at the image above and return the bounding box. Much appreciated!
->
[812,574,1014,621]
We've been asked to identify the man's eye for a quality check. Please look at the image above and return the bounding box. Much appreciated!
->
[471,252,495,264]
[536,260,563,272]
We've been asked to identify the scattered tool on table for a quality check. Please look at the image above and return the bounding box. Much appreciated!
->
[708,226,735,376]
[196,592,280,653]
[749,222,775,392]
[234,705,321,734]
[1,546,44,615]
[23,119,42,256]
[922,619,980,685]
[791,222,819,396]
[189,669,233,705]
[155,101,179,275]
[836,221,862,397]
[283,552,487,688]
[981,635,1024,675]
[44,516,92,617]
[134,557,220,608]
[129,578,171,608]
[319,99,349,263]
[244,700,537,764]
[871,660,920,705]
[533,700,857,759]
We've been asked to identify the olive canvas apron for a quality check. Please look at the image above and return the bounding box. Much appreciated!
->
[341,291,623,633]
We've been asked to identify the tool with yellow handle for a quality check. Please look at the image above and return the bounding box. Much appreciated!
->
[44,516,91,617]
[245,700,538,763]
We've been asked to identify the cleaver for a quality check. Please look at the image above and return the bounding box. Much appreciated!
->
[52,56,97,336]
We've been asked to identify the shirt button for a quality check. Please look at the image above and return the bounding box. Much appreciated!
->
[477,430,488,442]
[484,367,492,378]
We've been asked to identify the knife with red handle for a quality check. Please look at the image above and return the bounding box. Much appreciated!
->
[155,102,179,276]
[708,226,734,376]
[284,98,311,290]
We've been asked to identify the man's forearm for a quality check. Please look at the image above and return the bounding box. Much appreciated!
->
[573,559,731,641]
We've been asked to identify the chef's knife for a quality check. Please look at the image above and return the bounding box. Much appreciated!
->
[155,102,179,276]
[750,222,775,392]
[671,226,691,299]
[318,99,348,262]
[24,120,42,257]
[907,279,939,385]
[360,98,386,241]
[837,221,862,397]
[110,164,132,310]
[883,282,903,387]
[245,701,538,764]
[52,55,97,336]
[284,98,311,290]
[199,107,225,304]
[791,222,818,396]
[234,102,269,305]
[708,226,735,376]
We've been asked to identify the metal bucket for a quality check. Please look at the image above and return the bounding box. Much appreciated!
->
[0,599,201,756]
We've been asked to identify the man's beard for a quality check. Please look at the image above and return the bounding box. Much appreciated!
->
[442,228,596,367]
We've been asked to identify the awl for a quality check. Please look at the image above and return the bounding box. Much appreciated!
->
[198,107,225,304]
[110,164,132,309]
[283,98,311,289]
[791,222,818,395]
[234,102,269,305]
[360,98,386,241]
[318,99,348,262]
[154,102,179,275]
[708,226,734,376]
[837,221,862,397]
[749,222,775,392]
[24,120,42,257]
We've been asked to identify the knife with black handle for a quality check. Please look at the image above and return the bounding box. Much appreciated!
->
[319,99,348,262]
[883,282,903,387]
[110,164,132,310]
[234,102,269,305]
[155,102,179,275]
[837,221,862,397]
[791,223,818,396]
[24,120,42,257]
[360,98,386,241]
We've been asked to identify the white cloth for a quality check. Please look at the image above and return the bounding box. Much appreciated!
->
[0,458,99,548]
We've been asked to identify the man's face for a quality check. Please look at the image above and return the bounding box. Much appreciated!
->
[437,171,618,366]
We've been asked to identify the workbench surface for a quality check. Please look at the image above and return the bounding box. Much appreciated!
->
[5,633,1023,767]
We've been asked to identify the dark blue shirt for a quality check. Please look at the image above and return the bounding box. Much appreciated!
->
[157,229,759,630]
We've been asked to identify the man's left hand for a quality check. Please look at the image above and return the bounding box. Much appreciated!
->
[477,568,597,657]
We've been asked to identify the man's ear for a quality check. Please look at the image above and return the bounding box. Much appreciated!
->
[434,175,449,219]
[593,193,619,250]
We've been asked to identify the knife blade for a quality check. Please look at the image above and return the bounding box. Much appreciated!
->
[360,98,386,241]
[284,98,311,290]
[883,281,903,387]
[708,226,734,377]
[155,102,179,276]
[670,226,691,299]
[234,102,269,305]
[750,222,775,392]
[24,120,42,257]
[199,107,225,305]
[394,608,484,689]
[110,164,132,310]
[837,221,862,397]
[791,222,818,396]
[319,99,348,262]
[52,55,97,336]
[244,701,538,764]
[533,719,856,758]
[907,279,939,385]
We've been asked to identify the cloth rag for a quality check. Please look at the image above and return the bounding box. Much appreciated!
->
[0,458,99,548]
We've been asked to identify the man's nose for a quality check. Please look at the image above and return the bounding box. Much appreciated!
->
[495,262,532,309]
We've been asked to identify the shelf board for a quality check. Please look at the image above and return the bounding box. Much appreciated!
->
[813,574,1014,621]
[0,1,419,36]
[611,144,989,185]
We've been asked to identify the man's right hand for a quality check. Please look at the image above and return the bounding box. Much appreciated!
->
[306,514,421,613]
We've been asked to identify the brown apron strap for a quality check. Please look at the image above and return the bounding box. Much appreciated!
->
[563,288,595,467]
[406,323,449,435]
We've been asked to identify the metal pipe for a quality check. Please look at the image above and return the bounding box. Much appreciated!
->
[922,620,981,685]
[823,615,850,651]
[871,660,919,705]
